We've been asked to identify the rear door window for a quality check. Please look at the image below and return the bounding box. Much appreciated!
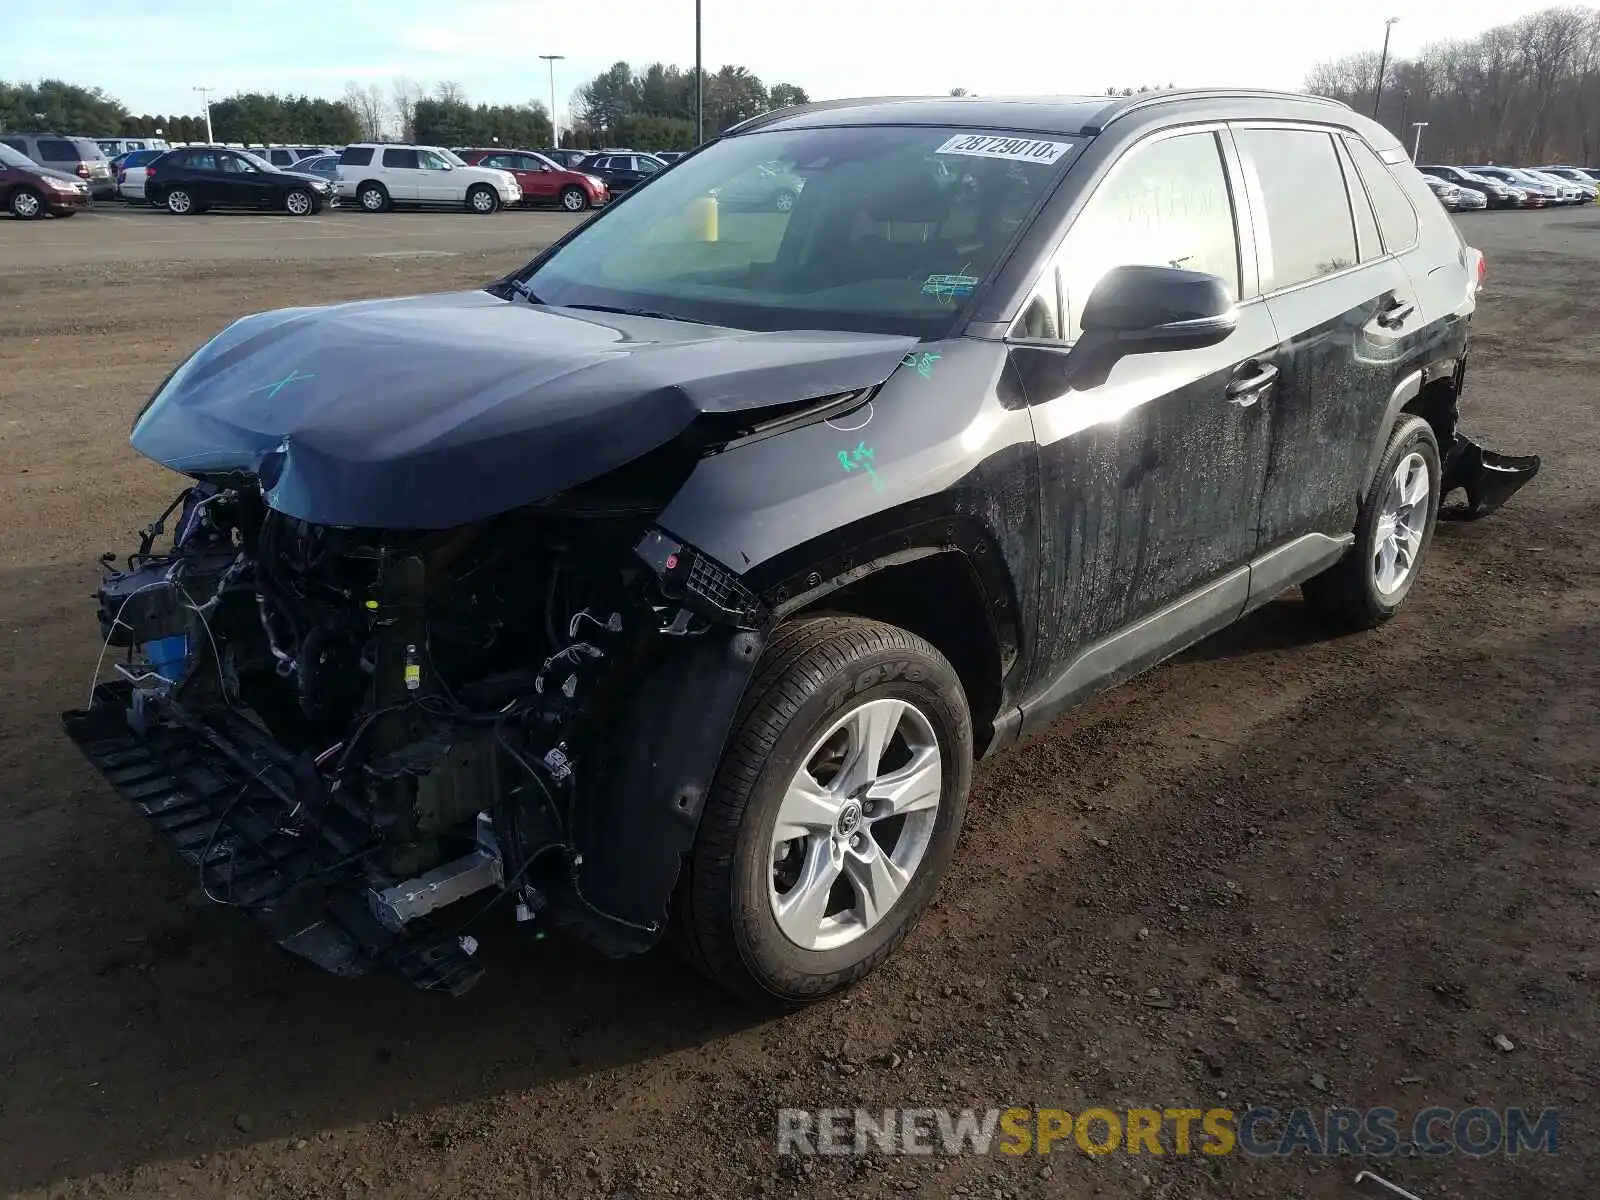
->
[1334,138,1383,262]
[1234,127,1358,292]
[38,139,80,161]
[340,146,374,166]
[1343,136,1420,253]
[383,148,420,169]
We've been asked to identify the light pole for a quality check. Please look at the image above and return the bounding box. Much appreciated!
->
[1411,121,1429,162]
[193,86,215,143]
[1371,17,1399,121]
[695,0,703,146]
[538,54,565,146]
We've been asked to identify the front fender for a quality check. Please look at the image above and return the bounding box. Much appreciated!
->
[563,627,764,955]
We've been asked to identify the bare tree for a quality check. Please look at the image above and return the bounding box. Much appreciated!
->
[1307,4,1600,163]
[391,76,425,142]
[435,80,467,105]
[343,81,387,141]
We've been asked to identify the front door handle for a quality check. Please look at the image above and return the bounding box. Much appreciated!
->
[1226,362,1279,406]
[1376,299,1416,328]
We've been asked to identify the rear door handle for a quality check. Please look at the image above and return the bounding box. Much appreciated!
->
[1376,299,1416,328]
[1226,363,1278,406]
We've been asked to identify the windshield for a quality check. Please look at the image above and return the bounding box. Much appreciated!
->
[515,125,1081,336]
[0,143,35,169]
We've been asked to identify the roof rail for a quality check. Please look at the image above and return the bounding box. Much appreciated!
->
[723,95,940,137]
[1082,87,1351,134]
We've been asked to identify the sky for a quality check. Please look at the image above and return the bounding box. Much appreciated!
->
[0,0,1575,123]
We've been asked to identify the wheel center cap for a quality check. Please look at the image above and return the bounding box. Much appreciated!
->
[836,801,863,838]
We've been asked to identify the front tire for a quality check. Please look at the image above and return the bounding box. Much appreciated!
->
[467,184,499,214]
[560,185,590,212]
[676,615,973,1006]
[1303,414,1441,630]
[774,188,797,213]
[9,188,44,219]
[284,188,314,216]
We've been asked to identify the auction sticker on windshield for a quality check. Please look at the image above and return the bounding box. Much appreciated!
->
[935,134,1074,164]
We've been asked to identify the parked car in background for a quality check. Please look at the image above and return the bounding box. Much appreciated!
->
[246,146,334,168]
[535,148,589,170]
[0,133,114,198]
[297,154,341,183]
[454,148,609,211]
[708,158,806,211]
[1517,168,1587,203]
[1540,164,1600,185]
[336,143,520,213]
[145,147,335,216]
[1532,166,1598,200]
[655,151,686,163]
[1422,175,1459,209]
[0,140,91,218]
[1466,165,1558,205]
[574,151,667,194]
[96,136,170,158]
[1417,164,1524,209]
[113,148,167,203]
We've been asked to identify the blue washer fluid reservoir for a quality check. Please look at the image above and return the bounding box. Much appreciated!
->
[142,634,191,683]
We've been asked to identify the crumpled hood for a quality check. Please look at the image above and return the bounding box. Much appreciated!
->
[131,290,918,528]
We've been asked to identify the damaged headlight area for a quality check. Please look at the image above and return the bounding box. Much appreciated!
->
[64,478,764,994]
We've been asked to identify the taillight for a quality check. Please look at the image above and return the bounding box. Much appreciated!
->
[77,161,90,179]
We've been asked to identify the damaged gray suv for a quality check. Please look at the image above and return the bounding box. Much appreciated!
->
[66,90,1539,1003]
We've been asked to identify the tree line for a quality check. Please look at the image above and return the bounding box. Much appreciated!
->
[2,63,811,153]
[571,62,810,150]
[1307,5,1600,163]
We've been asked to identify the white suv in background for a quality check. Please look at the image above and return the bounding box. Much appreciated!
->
[336,144,520,213]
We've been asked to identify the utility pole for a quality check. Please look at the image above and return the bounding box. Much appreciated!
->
[1411,121,1429,163]
[695,0,704,146]
[193,86,215,143]
[539,54,565,147]
[1371,17,1399,121]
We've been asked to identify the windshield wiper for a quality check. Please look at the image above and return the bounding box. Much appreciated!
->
[560,302,713,326]
[507,277,543,303]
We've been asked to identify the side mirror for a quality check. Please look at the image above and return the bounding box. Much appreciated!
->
[1078,264,1237,354]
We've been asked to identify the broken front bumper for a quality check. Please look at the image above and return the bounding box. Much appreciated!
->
[1439,432,1541,520]
[63,682,486,995]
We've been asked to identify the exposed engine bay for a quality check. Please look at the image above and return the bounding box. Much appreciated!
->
[65,476,765,994]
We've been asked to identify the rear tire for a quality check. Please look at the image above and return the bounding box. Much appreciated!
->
[165,188,194,215]
[1303,414,1441,631]
[357,181,389,213]
[9,188,44,219]
[675,615,973,1007]
[467,184,499,214]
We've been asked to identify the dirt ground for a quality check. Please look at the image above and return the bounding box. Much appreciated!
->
[0,209,1595,1200]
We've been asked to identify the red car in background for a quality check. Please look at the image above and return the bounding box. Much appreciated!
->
[454,148,608,212]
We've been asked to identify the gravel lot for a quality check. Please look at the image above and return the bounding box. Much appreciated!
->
[0,205,1595,1200]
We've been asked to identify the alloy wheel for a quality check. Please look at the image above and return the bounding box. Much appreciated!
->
[360,188,385,212]
[1373,451,1430,596]
[12,191,41,218]
[167,190,191,215]
[563,189,586,211]
[286,190,312,216]
[768,697,942,951]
